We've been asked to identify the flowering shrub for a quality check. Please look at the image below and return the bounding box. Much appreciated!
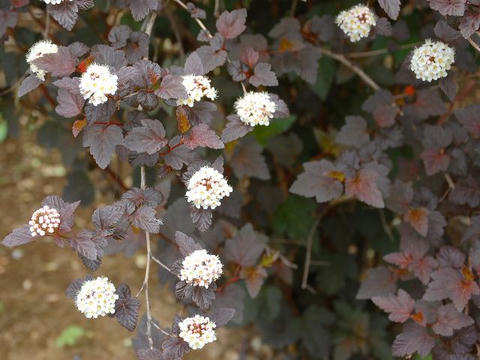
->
[1,0,480,359]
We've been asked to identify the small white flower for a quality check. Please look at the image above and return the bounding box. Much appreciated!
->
[335,4,376,42]
[177,75,217,107]
[26,40,59,81]
[40,0,73,4]
[28,205,61,237]
[234,91,276,127]
[79,63,118,106]
[410,39,455,82]
[75,277,119,319]
[180,249,223,288]
[186,166,232,210]
[179,315,217,350]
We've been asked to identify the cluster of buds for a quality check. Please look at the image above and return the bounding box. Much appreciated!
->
[410,39,455,82]
[79,64,118,106]
[186,166,233,210]
[234,91,276,127]
[75,277,119,319]
[335,4,376,42]
[26,40,59,81]
[177,75,217,107]
[29,205,60,237]
[179,315,217,350]
[180,249,223,288]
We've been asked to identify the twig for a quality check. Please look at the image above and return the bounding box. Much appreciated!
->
[151,255,175,274]
[290,0,299,16]
[379,209,395,242]
[320,47,380,91]
[164,5,185,60]
[152,321,173,337]
[0,73,27,96]
[468,36,480,53]
[346,43,417,58]
[301,219,319,291]
[172,0,212,37]
[140,166,154,349]
[44,11,50,39]
[105,165,128,191]
[439,173,455,203]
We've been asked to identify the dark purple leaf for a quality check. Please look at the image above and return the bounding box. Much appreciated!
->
[392,322,435,357]
[336,116,369,148]
[224,223,267,267]
[190,207,212,232]
[183,52,204,75]
[221,114,252,143]
[207,307,235,327]
[47,1,79,31]
[216,9,247,39]
[434,20,461,42]
[131,206,162,234]
[18,75,41,97]
[420,149,450,176]
[137,349,164,360]
[91,44,126,70]
[455,104,480,138]
[439,74,458,101]
[56,88,85,118]
[230,138,270,180]
[1,225,33,248]
[128,0,160,21]
[70,230,98,260]
[114,283,140,331]
[32,47,76,77]
[175,231,201,257]
[108,25,132,49]
[162,336,189,360]
[249,62,278,87]
[378,0,401,20]
[290,160,344,203]
[183,124,224,150]
[459,7,480,38]
[356,266,397,299]
[196,45,227,73]
[83,124,123,169]
[345,168,385,208]
[155,75,187,100]
[79,254,102,271]
[372,289,414,323]
[124,119,168,155]
[375,17,393,36]
[432,303,473,336]
[428,0,466,16]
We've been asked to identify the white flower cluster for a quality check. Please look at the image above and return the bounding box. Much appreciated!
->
[79,64,118,106]
[410,39,455,82]
[335,4,376,42]
[179,315,217,350]
[177,75,217,107]
[26,40,58,81]
[180,249,223,288]
[41,0,72,4]
[75,277,119,319]
[28,205,60,237]
[186,166,233,210]
[235,91,276,127]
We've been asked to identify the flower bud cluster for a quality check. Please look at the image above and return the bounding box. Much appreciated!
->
[177,75,217,107]
[410,39,455,82]
[179,315,217,350]
[186,166,233,210]
[336,4,376,42]
[26,40,59,81]
[180,249,223,288]
[79,64,118,106]
[75,277,119,319]
[235,91,276,127]
[29,205,60,237]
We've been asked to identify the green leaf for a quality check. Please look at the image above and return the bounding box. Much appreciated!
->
[415,355,432,360]
[0,114,7,144]
[265,286,282,321]
[55,325,85,348]
[251,115,296,146]
[273,195,316,240]
[311,56,336,100]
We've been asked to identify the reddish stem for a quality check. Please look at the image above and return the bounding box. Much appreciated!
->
[94,121,124,127]
[158,139,184,156]
[216,265,242,293]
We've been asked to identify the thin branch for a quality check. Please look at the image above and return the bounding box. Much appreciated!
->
[468,36,480,53]
[379,209,395,242]
[141,166,154,349]
[320,47,380,91]
[164,5,185,60]
[346,43,417,58]
[301,219,319,291]
[44,11,50,39]
[151,255,175,274]
[152,321,173,337]
[105,165,128,191]
[290,0,299,16]
[172,0,212,37]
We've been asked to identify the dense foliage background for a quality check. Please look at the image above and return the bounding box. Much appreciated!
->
[1,0,480,359]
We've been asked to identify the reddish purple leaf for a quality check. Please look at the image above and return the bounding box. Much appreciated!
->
[455,104,480,138]
[404,207,429,237]
[114,283,140,331]
[32,47,76,77]
[124,119,168,155]
[183,124,224,150]
[18,75,41,97]
[459,7,480,38]
[216,9,247,39]
[378,0,401,20]
[428,0,466,16]
[230,139,270,180]
[356,266,397,299]
[249,62,278,87]
[224,223,267,267]
[372,289,414,323]
[420,149,450,176]
[1,225,33,248]
[55,88,85,118]
[432,303,473,336]
[336,116,369,148]
[221,114,252,143]
[392,322,435,357]
[83,124,123,169]
[345,168,384,208]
